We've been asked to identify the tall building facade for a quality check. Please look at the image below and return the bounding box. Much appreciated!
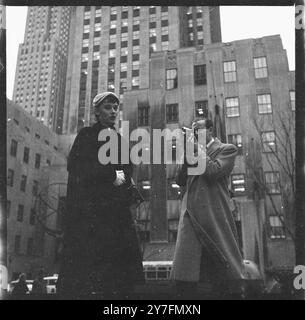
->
[7,100,67,281]
[12,6,72,133]
[124,35,295,271]
[63,6,221,134]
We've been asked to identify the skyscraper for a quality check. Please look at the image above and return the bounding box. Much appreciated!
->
[62,6,222,134]
[12,6,72,133]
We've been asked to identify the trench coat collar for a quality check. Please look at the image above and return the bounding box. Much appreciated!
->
[207,137,222,156]
[187,137,222,187]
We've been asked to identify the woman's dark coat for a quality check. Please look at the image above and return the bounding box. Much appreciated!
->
[57,122,143,297]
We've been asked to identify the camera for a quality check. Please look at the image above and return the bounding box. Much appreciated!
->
[182,126,198,141]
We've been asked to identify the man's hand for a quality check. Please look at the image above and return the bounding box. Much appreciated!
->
[113,170,126,186]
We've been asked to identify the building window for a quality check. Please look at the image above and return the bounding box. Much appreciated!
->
[121,18,128,27]
[95,8,102,17]
[121,55,127,63]
[27,238,34,255]
[228,134,243,154]
[32,180,38,196]
[121,32,128,42]
[121,71,127,78]
[20,175,27,192]
[35,153,41,169]
[257,94,272,114]
[83,24,90,33]
[161,41,169,51]
[110,20,117,29]
[81,53,88,62]
[166,103,179,123]
[120,78,127,93]
[94,31,100,38]
[138,106,150,126]
[133,16,140,25]
[161,19,169,27]
[7,169,14,187]
[93,38,100,47]
[10,139,18,157]
[149,6,156,14]
[14,235,21,254]
[7,200,11,218]
[161,9,169,20]
[149,29,157,38]
[197,17,203,26]
[93,52,100,60]
[30,209,36,225]
[110,7,117,15]
[225,97,240,117]
[109,49,116,58]
[254,57,268,79]
[290,90,295,111]
[132,76,139,88]
[150,43,157,53]
[17,204,24,222]
[133,8,140,17]
[197,31,204,42]
[120,63,127,72]
[166,69,178,90]
[133,30,140,40]
[132,45,140,57]
[223,61,237,83]
[195,100,208,118]
[167,180,181,200]
[265,171,281,194]
[149,21,156,29]
[138,180,151,201]
[269,216,286,239]
[108,80,115,92]
[121,47,128,56]
[95,23,102,32]
[23,147,30,163]
[194,64,207,85]
[132,61,140,70]
[262,131,276,153]
[231,174,246,194]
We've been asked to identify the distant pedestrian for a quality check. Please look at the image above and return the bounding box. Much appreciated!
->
[31,269,47,298]
[11,273,29,299]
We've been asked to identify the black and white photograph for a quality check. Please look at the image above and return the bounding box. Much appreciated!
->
[0,2,304,303]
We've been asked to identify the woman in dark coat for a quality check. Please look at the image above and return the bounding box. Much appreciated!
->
[57,92,143,299]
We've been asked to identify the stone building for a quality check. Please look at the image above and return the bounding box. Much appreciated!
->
[123,35,295,272]
[62,6,221,134]
[7,100,68,281]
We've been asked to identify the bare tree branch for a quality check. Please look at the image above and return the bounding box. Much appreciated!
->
[249,111,296,242]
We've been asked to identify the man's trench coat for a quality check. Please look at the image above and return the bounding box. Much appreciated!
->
[171,138,246,283]
[57,122,143,296]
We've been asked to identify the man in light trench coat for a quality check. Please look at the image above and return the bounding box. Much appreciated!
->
[171,119,247,298]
